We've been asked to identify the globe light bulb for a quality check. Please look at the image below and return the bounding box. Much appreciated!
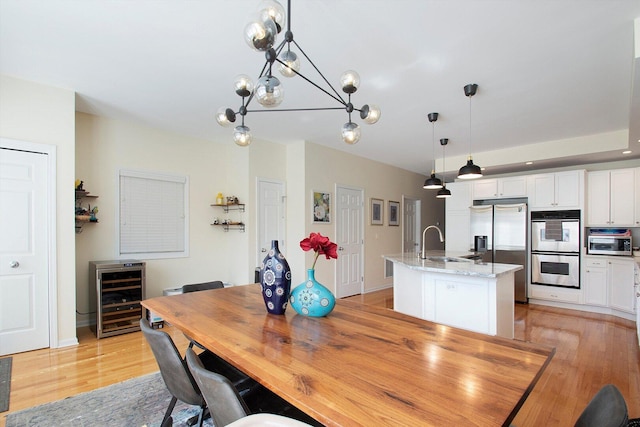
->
[340,70,360,94]
[342,122,361,145]
[233,75,254,97]
[233,125,252,146]
[278,50,300,78]
[255,75,284,107]
[360,104,381,124]
[244,14,277,51]
[215,107,235,127]
[257,0,285,33]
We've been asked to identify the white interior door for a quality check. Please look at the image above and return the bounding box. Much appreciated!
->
[0,147,49,355]
[403,197,420,255]
[257,179,286,269]
[336,186,364,298]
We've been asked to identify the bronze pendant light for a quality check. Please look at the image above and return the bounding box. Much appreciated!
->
[423,112,443,189]
[457,83,483,179]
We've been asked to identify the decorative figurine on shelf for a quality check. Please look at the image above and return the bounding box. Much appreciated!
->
[90,206,99,222]
[216,192,224,205]
[75,179,84,191]
[227,196,239,205]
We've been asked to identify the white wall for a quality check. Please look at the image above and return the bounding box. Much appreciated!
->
[0,74,77,347]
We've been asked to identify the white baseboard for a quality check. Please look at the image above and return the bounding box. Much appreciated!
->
[56,338,79,348]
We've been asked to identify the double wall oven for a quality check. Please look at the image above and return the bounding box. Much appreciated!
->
[530,210,581,288]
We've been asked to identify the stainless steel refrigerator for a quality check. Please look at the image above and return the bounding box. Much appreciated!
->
[470,198,528,303]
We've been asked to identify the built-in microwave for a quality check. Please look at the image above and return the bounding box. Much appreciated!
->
[587,235,632,256]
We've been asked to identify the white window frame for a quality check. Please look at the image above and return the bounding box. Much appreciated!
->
[117,169,189,259]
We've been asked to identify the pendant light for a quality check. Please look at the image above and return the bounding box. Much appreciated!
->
[423,112,443,189]
[436,138,452,198]
[457,83,483,179]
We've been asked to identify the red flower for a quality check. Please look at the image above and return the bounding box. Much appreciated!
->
[300,232,338,269]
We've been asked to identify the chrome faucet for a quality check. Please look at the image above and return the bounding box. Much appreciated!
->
[420,225,444,259]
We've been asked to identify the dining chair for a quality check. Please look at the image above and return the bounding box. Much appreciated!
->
[182,280,224,293]
[185,347,315,427]
[180,280,260,397]
[574,384,629,427]
[140,319,207,427]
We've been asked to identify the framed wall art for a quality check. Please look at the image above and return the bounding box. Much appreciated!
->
[371,198,383,225]
[388,200,400,226]
[312,191,331,223]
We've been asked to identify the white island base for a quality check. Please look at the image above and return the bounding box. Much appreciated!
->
[390,257,519,339]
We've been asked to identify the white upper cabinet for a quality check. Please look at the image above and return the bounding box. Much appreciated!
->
[527,170,584,210]
[471,176,527,200]
[587,168,635,226]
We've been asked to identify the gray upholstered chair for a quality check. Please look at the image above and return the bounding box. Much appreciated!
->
[180,280,259,397]
[574,384,629,427]
[182,280,224,293]
[185,348,315,427]
[140,319,207,427]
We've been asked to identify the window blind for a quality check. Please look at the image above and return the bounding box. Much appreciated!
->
[119,170,188,258]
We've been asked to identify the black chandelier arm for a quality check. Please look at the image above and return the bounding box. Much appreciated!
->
[291,39,348,105]
[245,106,346,113]
[271,56,347,107]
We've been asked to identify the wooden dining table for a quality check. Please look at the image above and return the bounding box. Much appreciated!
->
[141,284,555,427]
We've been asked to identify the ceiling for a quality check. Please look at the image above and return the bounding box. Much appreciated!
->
[1,0,639,177]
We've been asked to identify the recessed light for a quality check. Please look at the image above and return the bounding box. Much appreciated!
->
[623,150,632,154]
[525,161,533,165]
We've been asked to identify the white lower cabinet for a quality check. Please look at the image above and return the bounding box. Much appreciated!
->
[583,257,608,306]
[582,256,635,314]
[609,258,635,313]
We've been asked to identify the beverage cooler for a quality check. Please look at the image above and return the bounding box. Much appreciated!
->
[89,260,146,339]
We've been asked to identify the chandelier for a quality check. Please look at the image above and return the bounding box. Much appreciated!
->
[215,0,381,146]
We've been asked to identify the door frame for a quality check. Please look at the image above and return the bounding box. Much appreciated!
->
[0,137,58,348]
[335,184,364,298]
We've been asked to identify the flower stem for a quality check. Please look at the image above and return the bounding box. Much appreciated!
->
[311,251,320,270]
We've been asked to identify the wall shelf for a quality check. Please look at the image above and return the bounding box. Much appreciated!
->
[211,222,245,232]
[211,203,245,213]
[75,190,99,233]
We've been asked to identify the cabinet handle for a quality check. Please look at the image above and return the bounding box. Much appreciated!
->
[9,260,19,268]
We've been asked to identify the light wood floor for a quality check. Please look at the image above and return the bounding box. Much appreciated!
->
[1,289,638,427]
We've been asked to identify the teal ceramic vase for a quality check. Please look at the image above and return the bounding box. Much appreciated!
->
[290,269,336,317]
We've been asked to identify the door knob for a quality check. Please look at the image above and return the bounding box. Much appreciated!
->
[338,246,344,251]
[9,261,19,268]
[261,248,267,252]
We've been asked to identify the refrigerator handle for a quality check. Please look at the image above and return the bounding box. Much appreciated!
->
[470,205,493,213]
[494,203,527,211]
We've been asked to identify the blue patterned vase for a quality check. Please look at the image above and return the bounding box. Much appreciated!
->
[260,240,291,315]
[290,268,336,317]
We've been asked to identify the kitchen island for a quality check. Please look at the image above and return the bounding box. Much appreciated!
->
[384,251,523,339]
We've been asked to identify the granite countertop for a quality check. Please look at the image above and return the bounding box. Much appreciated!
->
[383,251,523,278]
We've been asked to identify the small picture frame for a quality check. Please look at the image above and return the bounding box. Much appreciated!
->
[371,198,383,225]
[312,191,331,223]
[388,201,400,226]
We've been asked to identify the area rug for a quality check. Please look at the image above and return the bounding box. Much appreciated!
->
[0,357,12,412]
[5,372,213,427]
